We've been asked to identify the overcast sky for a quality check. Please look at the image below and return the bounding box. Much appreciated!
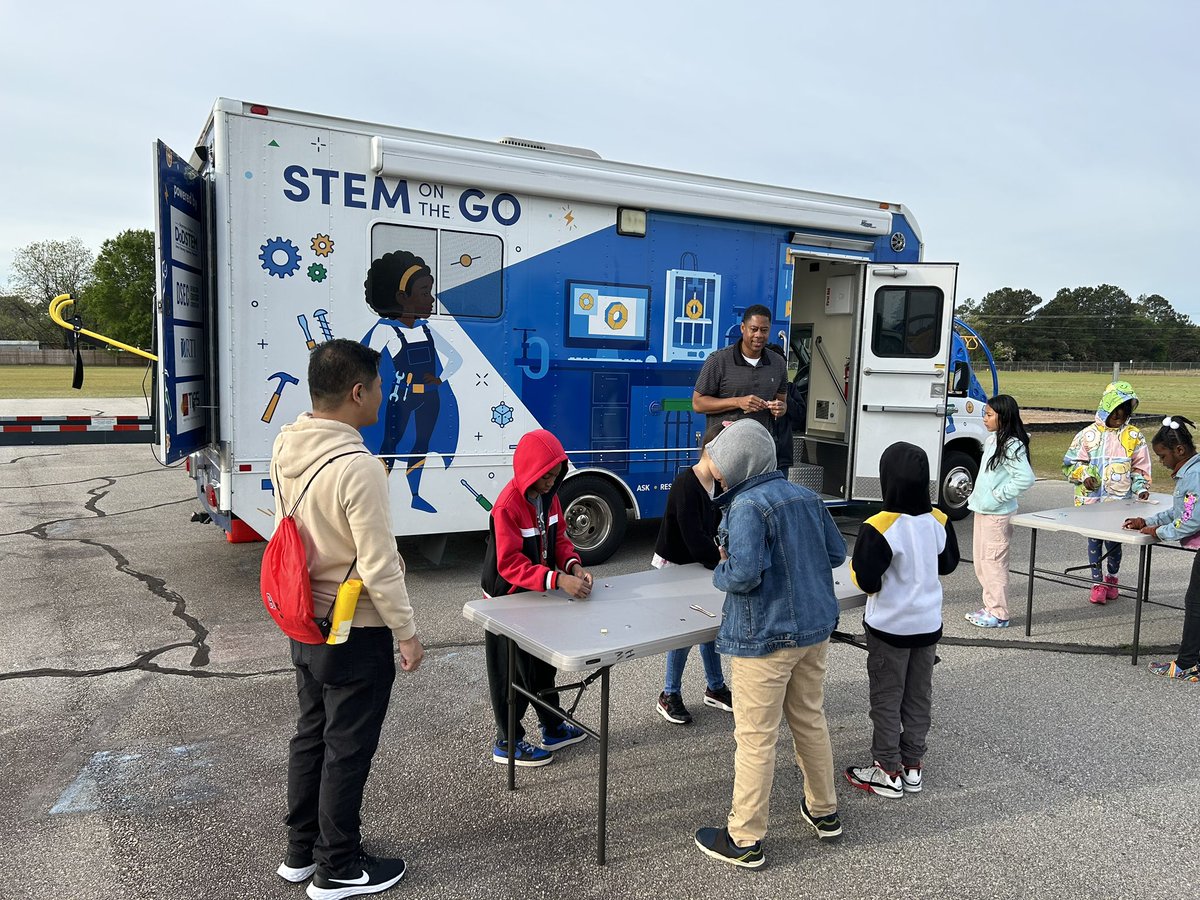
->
[2,0,1197,318]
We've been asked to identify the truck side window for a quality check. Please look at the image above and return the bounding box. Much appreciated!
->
[871,287,944,358]
[949,360,971,396]
[438,230,503,318]
[370,223,503,318]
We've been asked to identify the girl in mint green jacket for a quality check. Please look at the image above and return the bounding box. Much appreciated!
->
[965,395,1035,628]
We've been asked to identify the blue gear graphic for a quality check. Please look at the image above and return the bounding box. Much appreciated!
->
[491,401,514,428]
[307,263,328,283]
[259,237,301,278]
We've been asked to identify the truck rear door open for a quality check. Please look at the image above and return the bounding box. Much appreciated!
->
[152,140,211,464]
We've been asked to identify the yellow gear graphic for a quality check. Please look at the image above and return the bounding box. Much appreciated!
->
[605,302,629,330]
[310,234,334,257]
[685,296,704,320]
[578,292,595,311]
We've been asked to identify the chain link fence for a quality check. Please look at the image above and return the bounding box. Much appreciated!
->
[998,361,1200,375]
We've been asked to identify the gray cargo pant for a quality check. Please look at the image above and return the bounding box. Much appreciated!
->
[865,630,936,771]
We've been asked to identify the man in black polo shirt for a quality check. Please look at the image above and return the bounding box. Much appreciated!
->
[693,305,787,433]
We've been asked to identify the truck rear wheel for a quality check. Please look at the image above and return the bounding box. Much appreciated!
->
[938,451,977,521]
[559,476,627,565]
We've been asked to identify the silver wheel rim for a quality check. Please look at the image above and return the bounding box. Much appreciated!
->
[942,466,974,508]
[565,493,613,551]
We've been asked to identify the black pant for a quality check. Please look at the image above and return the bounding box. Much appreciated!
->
[484,631,563,744]
[286,627,395,876]
[1177,551,1200,668]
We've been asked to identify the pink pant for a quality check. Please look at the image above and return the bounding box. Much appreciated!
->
[973,512,1013,620]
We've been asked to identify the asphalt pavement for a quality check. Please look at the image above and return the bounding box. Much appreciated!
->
[2,441,1197,900]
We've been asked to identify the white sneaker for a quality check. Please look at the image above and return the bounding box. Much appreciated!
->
[901,765,922,793]
[845,761,903,799]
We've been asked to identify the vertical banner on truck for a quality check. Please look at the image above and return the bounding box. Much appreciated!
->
[153,140,209,463]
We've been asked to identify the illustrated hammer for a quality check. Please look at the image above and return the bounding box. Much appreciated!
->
[261,371,299,423]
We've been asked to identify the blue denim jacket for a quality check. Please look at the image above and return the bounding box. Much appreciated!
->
[713,470,847,657]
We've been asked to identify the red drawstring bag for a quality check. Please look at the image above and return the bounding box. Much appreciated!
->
[261,451,364,643]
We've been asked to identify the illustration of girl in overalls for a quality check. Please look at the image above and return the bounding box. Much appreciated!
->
[361,251,462,513]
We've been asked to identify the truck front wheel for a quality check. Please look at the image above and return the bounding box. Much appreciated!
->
[558,476,627,566]
[938,451,978,521]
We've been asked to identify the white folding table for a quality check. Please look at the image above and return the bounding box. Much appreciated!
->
[1012,493,1172,664]
[462,561,866,865]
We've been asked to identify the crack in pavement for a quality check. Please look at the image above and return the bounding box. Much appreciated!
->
[0,640,485,681]
[0,452,61,465]
[0,467,167,489]
[3,474,214,676]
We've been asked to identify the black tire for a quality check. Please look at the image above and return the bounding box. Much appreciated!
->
[938,450,978,521]
[558,475,628,565]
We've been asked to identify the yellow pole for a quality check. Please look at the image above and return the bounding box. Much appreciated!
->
[48,294,158,362]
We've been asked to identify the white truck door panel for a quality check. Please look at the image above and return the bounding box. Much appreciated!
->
[852,264,958,502]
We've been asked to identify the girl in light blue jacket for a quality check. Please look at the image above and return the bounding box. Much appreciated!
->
[965,395,1035,628]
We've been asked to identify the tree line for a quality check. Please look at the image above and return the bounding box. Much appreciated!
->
[3,233,1196,365]
[0,231,153,350]
[957,286,1200,363]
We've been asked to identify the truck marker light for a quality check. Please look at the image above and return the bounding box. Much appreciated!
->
[250,105,270,116]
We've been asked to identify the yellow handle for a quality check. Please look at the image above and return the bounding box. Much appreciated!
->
[48,294,158,361]
[261,393,280,423]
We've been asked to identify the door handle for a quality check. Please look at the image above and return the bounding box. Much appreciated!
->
[863,367,944,377]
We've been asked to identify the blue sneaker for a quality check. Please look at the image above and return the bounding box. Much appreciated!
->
[492,739,553,767]
[541,722,588,750]
[966,611,1010,628]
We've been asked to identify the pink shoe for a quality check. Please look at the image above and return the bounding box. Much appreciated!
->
[1089,583,1108,605]
[1104,575,1119,600]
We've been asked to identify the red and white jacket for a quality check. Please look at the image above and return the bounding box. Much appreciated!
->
[481,429,581,596]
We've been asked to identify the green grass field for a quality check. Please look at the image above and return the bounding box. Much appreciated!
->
[0,365,151,399]
[995,370,1193,484]
[994,369,1200,413]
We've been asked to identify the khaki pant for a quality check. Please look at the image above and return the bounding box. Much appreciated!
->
[972,512,1013,620]
[727,642,837,845]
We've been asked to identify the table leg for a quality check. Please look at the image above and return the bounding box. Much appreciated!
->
[1025,529,1038,637]
[598,666,610,866]
[1132,545,1152,667]
[507,637,517,790]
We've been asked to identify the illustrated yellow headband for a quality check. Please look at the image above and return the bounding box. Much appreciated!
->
[398,264,426,293]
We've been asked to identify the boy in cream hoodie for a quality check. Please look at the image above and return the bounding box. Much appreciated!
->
[271,339,422,900]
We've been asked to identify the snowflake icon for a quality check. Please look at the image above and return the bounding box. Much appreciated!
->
[259,237,301,278]
[307,263,328,283]
[491,401,514,428]
[310,234,334,257]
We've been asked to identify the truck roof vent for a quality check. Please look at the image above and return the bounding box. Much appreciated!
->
[498,137,601,159]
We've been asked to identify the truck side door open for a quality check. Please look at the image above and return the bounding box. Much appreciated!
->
[852,264,958,502]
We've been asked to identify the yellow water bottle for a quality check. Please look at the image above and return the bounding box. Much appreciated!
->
[326,578,362,645]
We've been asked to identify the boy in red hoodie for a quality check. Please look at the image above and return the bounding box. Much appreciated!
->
[481,429,594,766]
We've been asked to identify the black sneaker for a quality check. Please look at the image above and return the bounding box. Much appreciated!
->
[306,853,405,899]
[277,848,317,883]
[694,826,764,868]
[799,796,843,840]
[657,691,692,724]
[703,685,734,712]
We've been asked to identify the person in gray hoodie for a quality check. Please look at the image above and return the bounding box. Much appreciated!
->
[694,419,847,869]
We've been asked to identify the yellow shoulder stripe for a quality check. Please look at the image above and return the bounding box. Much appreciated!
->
[864,511,901,533]
[931,508,948,526]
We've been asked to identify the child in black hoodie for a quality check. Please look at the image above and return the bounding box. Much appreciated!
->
[652,421,730,724]
[847,442,959,799]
